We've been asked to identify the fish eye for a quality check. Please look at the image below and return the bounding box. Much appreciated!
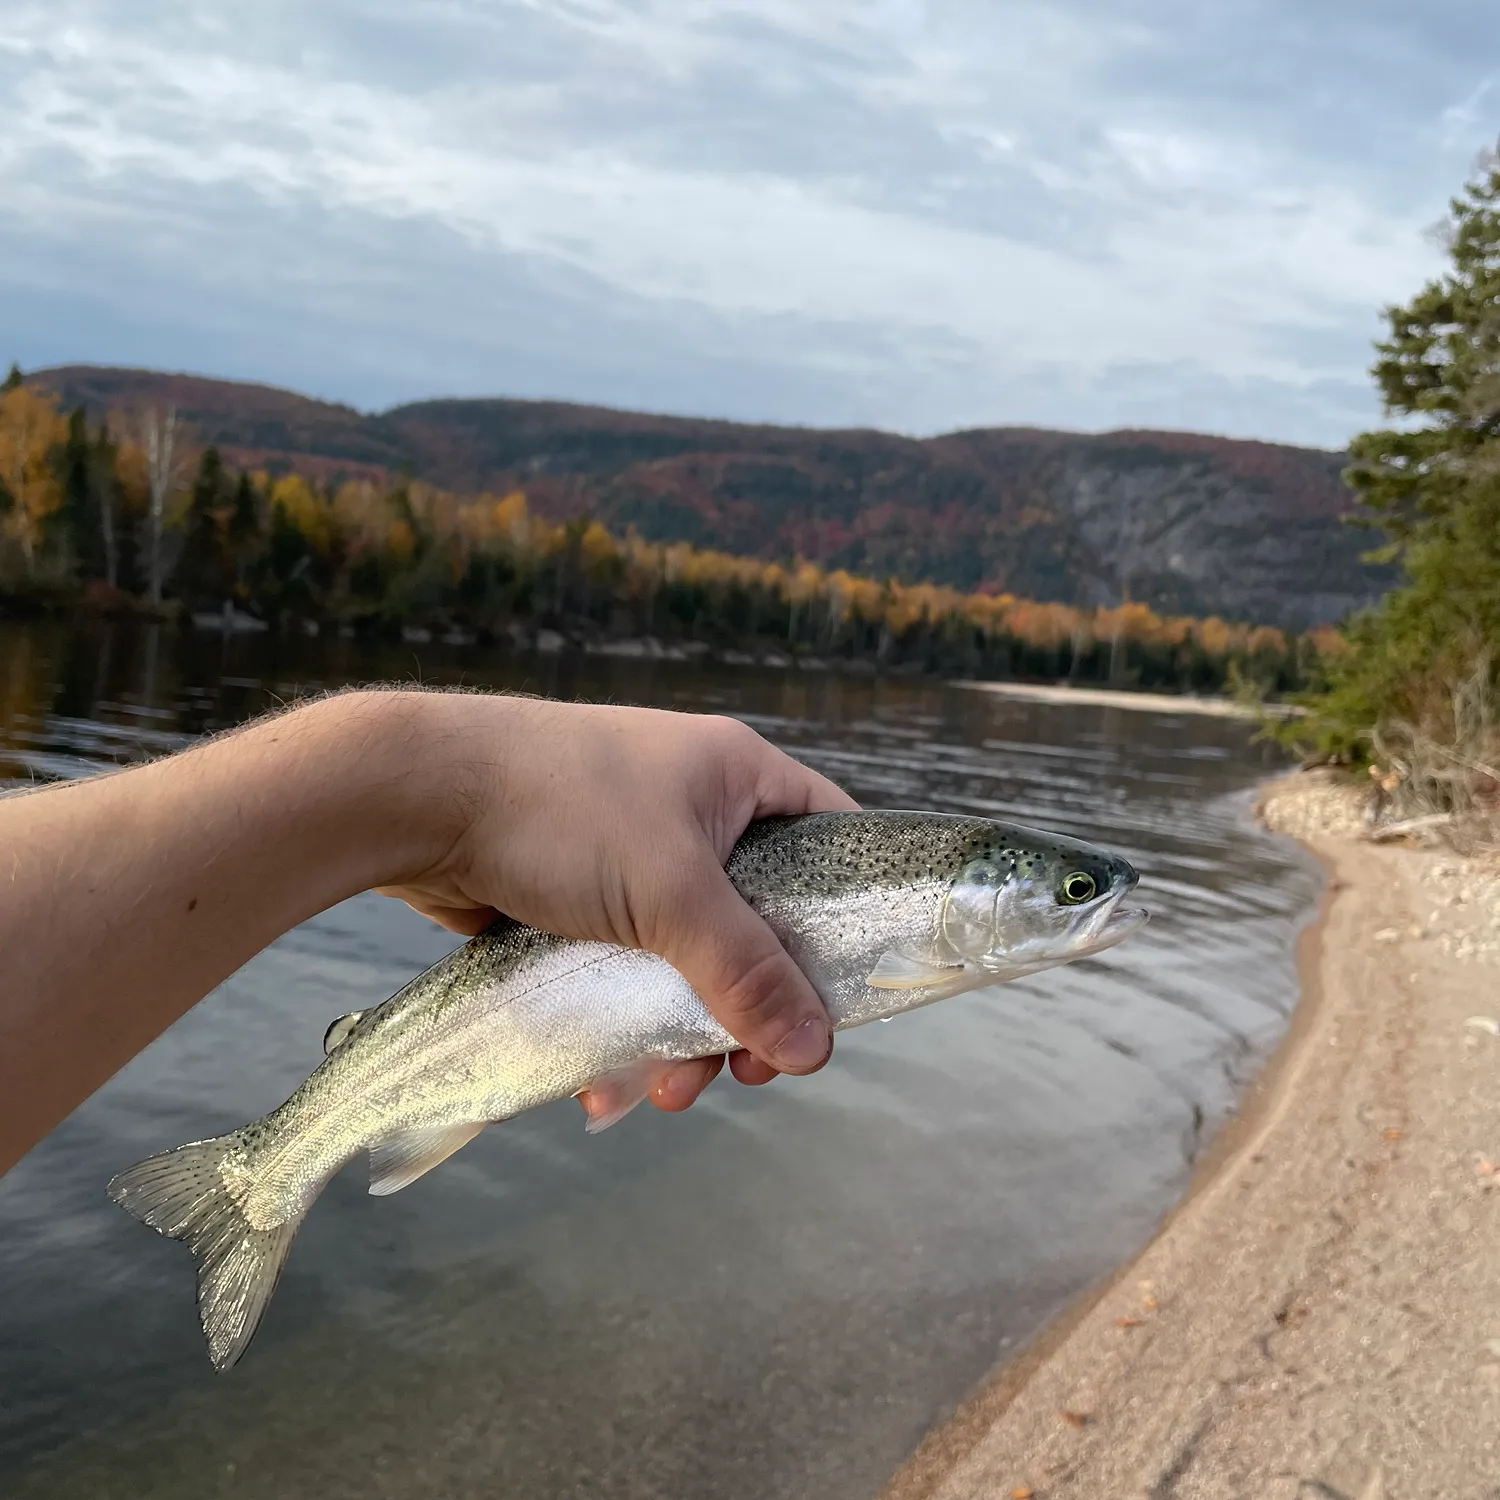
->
[1058,871,1097,906]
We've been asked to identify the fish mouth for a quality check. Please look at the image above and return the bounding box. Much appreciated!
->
[1069,902,1149,962]
[979,900,1149,984]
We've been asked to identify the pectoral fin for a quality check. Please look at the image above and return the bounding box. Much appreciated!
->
[865,950,966,992]
[576,1059,677,1134]
[368,1122,488,1196]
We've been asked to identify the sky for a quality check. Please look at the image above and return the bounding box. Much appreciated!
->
[1,2,1497,446]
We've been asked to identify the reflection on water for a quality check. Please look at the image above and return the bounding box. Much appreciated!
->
[0,621,1320,1500]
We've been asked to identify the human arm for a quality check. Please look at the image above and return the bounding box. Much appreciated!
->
[0,689,857,1176]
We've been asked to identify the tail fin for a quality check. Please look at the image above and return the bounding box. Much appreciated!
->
[108,1134,298,1371]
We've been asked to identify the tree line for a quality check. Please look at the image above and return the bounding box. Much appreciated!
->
[0,366,1329,696]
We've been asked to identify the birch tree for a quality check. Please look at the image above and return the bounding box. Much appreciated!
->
[140,405,182,604]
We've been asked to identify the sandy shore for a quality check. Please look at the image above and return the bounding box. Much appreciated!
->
[950,681,1301,720]
[881,770,1500,1499]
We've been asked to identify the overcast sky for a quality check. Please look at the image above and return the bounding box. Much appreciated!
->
[2,2,1496,445]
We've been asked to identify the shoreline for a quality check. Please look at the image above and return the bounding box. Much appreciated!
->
[880,771,1500,1498]
[950,678,1301,719]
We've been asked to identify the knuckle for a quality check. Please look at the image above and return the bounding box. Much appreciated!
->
[706,713,760,757]
[714,945,804,1035]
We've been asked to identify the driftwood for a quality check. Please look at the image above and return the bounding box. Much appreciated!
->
[1364,812,1457,843]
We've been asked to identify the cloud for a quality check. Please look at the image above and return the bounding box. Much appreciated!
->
[0,0,1495,444]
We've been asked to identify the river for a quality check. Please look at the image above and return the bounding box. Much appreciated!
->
[0,621,1320,1500]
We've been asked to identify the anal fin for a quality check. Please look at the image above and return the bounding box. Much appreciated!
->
[368,1122,488,1196]
[576,1059,677,1135]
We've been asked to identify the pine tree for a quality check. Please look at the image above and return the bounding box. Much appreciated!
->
[1344,146,1500,555]
[59,408,93,575]
[1293,144,1500,775]
[177,446,232,606]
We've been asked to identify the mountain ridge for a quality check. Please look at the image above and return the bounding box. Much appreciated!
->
[29,363,1385,629]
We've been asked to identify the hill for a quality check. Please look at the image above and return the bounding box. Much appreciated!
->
[31,364,1387,629]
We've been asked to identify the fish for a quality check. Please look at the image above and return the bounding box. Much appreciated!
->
[108,810,1146,1370]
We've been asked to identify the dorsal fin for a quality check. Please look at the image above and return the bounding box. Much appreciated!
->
[322,1010,367,1056]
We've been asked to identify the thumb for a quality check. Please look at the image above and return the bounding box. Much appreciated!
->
[656,860,833,1076]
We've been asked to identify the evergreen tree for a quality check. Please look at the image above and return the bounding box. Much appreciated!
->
[93,421,126,590]
[1345,146,1500,553]
[1293,145,1500,768]
[226,472,261,600]
[177,446,232,605]
[1,363,22,394]
[59,408,94,574]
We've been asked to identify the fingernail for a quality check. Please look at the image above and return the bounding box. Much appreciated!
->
[772,1017,832,1073]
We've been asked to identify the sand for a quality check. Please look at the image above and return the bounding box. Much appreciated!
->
[949,681,1302,720]
[880,770,1500,1500]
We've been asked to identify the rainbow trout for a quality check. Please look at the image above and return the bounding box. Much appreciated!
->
[109,810,1146,1369]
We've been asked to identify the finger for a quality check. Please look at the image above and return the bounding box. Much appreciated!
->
[728,1049,779,1086]
[649,1055,725,1112]
[659,861,833,1076]
[746,740,860,818]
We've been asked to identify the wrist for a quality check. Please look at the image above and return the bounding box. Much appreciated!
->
[296,688,478,896]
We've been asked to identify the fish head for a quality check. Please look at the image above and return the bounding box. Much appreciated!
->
[936,825,1145,981]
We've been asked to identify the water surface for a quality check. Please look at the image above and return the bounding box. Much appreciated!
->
[0,622,1320,1500]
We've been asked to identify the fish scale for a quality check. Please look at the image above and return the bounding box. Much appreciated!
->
[108,809,1146,1370]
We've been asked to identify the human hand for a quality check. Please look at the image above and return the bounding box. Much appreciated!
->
[370,692,860,1113]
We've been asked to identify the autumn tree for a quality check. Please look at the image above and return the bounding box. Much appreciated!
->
[0,385,67,578]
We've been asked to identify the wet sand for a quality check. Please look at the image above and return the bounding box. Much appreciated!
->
[882,771,1500,1499]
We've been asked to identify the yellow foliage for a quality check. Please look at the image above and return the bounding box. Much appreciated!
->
[1195,616,1232,657]
[0,387,67,573]
[579,520,617,572]
[112,439,151,515]
[492,490,529,543]
[270,475,333,553]
[387,519,416,562]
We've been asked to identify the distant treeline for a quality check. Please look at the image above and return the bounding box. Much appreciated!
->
[0,370,1335,696]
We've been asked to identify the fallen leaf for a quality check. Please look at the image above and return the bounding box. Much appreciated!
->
[1057,1410,1091,1429]
[1476,1155,1498,1179]
[1141,1293,1159,1311]
[1115,1316,1143,1329]
[1383,1128,1403,1141]
[1465,1016,1500,1037]
[1011,1488,1034,1499]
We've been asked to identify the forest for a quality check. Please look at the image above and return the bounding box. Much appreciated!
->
[0,365,1329,698]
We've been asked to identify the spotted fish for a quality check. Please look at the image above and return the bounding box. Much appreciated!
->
[109,810,1146,1369]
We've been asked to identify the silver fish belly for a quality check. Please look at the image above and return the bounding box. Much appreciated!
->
[108,810,1146,1369]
